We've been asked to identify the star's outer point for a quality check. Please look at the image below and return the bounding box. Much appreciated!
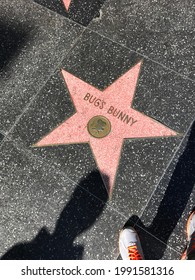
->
[63,0,72,11]
[34,61,178,196]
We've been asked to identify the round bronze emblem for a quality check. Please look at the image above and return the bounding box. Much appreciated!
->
[87,116,111,138]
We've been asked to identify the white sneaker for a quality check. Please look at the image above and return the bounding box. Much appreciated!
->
[119,227,144,260]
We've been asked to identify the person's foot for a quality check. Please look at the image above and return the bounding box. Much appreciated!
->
[181,211,195,260]
[119,227,144,260]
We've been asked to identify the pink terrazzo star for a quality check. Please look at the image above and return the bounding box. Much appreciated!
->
[34,62,177,196]
[63,0,72,11]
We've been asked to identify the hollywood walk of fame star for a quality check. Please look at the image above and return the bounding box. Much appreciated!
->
[34,61,178,196]
[63,0,72,11]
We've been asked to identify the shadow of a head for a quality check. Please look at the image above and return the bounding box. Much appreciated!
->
[53,170,109,239]
[1,170,109,260]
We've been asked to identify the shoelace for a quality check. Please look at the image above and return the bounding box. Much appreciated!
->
[128,245,142,260]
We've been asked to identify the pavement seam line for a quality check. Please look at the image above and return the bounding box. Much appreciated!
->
[29,0,195,83]
[135,223,182,256]
[86,27,195,83]
[137,119,194,220]
[0,27,87,152]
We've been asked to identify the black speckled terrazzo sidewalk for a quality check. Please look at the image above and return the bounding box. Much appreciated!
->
[0,0,194,260]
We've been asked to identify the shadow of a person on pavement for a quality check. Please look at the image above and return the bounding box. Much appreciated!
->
[124,120,195,259]
[0,23,30,71]
[1,170,109,259]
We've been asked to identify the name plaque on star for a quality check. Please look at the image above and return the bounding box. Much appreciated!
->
[34,61,177,195]
[83,92,138,127]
